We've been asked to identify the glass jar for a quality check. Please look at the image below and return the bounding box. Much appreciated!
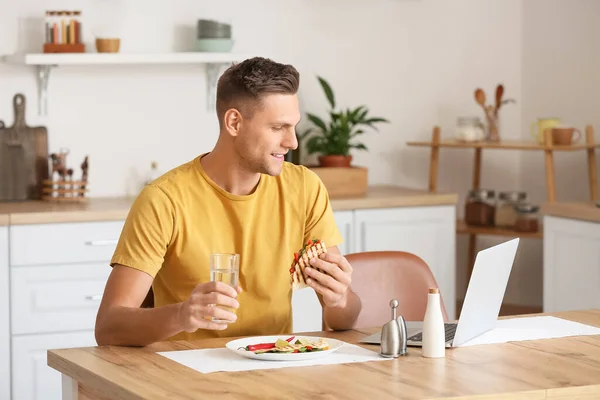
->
[495,191,527,228]
[465,189,496,226]
[455,117,485,142]
[515,204,540,233]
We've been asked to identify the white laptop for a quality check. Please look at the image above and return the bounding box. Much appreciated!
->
[360,238,520,348]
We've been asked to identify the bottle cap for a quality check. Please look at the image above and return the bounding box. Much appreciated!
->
[429,288,439,294]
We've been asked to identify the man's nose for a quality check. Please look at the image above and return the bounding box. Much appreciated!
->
[284,129,299,150]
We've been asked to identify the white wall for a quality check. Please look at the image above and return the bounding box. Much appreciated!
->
[516,0,600,307]
[1,0,522,197]
[1,0,527,301]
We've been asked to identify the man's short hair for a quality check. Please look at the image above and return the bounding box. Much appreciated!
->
[216,57,300,125]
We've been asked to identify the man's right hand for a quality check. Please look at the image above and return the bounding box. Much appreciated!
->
[178,281,242,332]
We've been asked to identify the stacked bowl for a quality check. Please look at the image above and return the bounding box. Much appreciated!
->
[196,19,234,52]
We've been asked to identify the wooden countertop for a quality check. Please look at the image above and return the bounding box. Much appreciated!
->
[542,201,600,224]
[48,309,600,400]
[0,185,457,226]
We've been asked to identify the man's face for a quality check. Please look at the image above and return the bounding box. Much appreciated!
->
[234,93,301,176]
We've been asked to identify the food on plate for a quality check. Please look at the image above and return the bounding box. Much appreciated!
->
[289,239,327,290]
[241,336,330,354]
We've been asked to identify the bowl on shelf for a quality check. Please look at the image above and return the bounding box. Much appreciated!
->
[95,38,120,53]
[195,38,234,52]
[197,19,232,39]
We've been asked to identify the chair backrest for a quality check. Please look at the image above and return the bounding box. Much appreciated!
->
[346,251,448,329]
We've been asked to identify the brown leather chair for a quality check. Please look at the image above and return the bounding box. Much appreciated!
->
[346,251,449,329]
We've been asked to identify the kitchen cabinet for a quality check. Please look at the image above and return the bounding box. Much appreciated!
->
[1,203,457,398]
[353,206,456,319]
[0,226,9,400]
[543,216,600,312]
[12,331,97,400]
[8,220,121,400]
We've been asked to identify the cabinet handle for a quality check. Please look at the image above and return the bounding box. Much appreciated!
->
[85,294,103,301]
[85,240,118,246]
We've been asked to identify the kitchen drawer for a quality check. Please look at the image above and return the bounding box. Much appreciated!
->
[10,220,124,266]
[11,263,111,335]
[12,331,97,400]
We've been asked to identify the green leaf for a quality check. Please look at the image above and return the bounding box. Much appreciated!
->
[306,113,328,132]
[351,143,368,151]
[317,76,335,109]
[305,135,326,155]
[365,117,389,124]
[350,129,365,138]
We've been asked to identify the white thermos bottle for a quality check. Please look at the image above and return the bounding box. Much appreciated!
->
[422,287,445,358]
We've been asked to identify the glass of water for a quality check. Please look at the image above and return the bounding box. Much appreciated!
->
[209,253,240,323]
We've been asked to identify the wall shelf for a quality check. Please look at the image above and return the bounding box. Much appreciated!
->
[456,219,543,239]
[407,125,599,294]
[1,52,253,115]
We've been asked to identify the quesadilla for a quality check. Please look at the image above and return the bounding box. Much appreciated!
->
[289,239,327,291]
[244,336,330,354]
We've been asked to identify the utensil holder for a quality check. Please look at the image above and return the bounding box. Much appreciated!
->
[41,179,88,202]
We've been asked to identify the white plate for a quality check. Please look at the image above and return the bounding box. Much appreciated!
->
[226,335,345,361]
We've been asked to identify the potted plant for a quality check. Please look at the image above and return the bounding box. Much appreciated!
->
[299,76,389,168]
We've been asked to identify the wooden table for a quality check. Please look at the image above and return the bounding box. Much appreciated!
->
[49,310,600,400]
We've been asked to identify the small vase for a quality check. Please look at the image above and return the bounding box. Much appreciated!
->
[484,107,500,142]
[318,155,352,168]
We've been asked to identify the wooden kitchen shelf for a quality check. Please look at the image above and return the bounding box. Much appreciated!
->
[456,219,543,239]
[407,138,600,151]
[1,52,254,116]
[407,125,599,289]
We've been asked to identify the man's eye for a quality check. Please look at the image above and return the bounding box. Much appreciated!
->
[273,126,283,131]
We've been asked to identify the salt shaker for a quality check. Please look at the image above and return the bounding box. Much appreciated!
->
[397,315,408,356]
[380,299,407,358]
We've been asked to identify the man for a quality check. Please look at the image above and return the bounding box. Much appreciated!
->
[95,57,362,347]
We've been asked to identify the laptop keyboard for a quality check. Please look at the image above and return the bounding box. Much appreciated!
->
[408,323,457,343]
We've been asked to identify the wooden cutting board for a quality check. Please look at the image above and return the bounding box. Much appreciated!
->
[0,94,49,201]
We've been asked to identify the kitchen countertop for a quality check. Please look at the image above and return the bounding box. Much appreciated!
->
[542,201,600,224]
[0,185,457,226]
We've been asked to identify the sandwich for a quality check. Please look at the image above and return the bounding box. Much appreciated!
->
[289,239,327,290]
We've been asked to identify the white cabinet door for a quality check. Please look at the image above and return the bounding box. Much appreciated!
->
[10,220,123,266]
[354,206,456,319]
[12,331,97,400]
[333,210,354,255]
[544,216,600,312]
[11,263,112,335]
[0,227,9,400]
[292,210,355,333]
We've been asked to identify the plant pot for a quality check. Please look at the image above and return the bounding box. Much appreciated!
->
[318,155,352,168]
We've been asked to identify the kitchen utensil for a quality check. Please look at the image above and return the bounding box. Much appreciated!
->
[495,84,504,115]
[531,118,561,144]
[474,88,486,110]
[380,299,407,358]
[0,94,49,201]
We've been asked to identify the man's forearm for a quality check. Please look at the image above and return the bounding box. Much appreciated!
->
[323,289,361,331]
[95,303,183,347]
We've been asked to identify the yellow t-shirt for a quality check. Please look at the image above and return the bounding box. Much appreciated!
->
[110,154,343,341]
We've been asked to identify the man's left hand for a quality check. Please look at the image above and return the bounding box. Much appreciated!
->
[305,252,353,308]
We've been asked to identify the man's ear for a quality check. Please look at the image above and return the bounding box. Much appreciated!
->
[223,108,242,137]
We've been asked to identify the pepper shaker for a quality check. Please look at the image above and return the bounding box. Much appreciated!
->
[380,299,407,358]
[397,315,408,356]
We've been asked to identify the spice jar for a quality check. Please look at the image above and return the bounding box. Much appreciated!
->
[465,189,496,226]
[515,204,540,233]
[455,117,485,142]
[495,191,527,228]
